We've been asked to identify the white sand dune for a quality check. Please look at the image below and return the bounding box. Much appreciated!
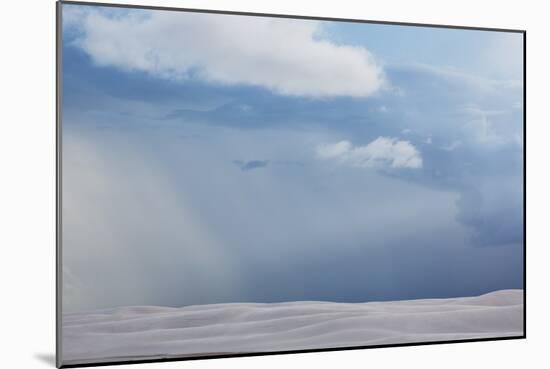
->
[62,289,524,365]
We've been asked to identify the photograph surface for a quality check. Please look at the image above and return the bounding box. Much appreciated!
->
[59,2,524,366]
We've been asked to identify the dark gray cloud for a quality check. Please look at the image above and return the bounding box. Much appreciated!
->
[456,184,524,247]
[233,160,270,171]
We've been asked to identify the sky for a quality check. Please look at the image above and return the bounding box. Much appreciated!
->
[61,4,524,313]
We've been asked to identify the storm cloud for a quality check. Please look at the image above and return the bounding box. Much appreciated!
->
[233,160,270,171]
[61,3,524,312]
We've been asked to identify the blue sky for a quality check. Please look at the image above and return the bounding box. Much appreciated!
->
[61,4,524,312]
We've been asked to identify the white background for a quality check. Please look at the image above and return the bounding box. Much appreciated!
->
[0,0,547,368]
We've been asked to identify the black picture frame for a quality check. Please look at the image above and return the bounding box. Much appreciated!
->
[56,1,526,367]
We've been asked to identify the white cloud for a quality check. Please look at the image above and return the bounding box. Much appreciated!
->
[461,105,517,146]
[316,137,423,169]
[64,7,385,97]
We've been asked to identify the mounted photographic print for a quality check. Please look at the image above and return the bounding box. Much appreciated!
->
[57,1,525,367]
